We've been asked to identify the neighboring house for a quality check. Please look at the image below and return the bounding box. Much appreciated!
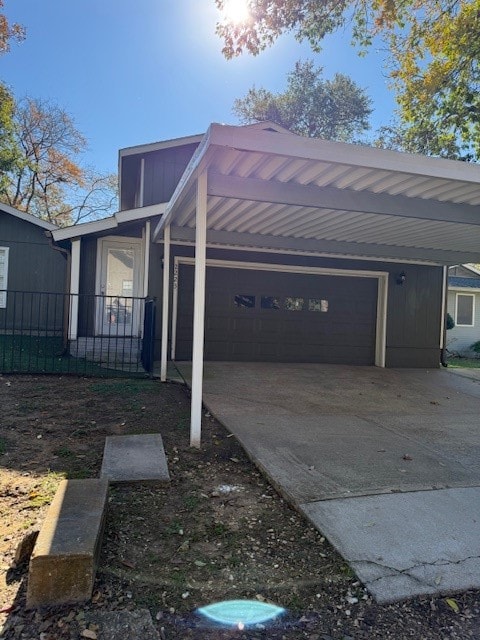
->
[51,121,480,437]
[0,203,66,332]
[447,264,480,355]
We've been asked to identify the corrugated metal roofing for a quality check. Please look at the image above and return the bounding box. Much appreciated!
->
[156,123,480,265]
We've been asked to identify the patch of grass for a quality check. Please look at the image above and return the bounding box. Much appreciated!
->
[28,471,66,507]
[53,446,75,458]
[164,520,184,536]
[447,357,480,369]
[207,521,230,539]
[67,467,92,479]
[183,494,202,511]
[0,334,143,377]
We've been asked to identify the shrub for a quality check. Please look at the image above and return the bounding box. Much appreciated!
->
[470,341,480,353]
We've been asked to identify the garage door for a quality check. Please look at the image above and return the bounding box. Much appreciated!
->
[176,264,378,364]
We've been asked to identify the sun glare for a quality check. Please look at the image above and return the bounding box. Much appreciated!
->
[221,0,251,24]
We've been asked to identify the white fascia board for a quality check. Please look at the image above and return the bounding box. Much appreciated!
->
[448,285,480,292]
[119,133,204,159]
[1,203,58,231]
[461,263,480,276]
[52,216,118,241]
[115,202,167,223]
[208,124,480,185]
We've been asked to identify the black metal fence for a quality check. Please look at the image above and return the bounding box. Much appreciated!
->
[0,291,156,376]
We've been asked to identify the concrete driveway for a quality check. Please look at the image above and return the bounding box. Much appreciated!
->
[175,362,480,603]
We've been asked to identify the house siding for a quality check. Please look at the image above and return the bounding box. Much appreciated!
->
[447,289,480,355]
[0,212,66,293]
[120,144,199,211]
[0,211,67,332]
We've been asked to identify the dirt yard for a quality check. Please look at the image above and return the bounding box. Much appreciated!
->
[1,374,480,639]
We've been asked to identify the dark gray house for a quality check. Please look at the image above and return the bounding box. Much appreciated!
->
[52,122,480,444]
[0,203,66,333]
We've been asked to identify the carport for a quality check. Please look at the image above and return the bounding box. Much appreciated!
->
[153,122,480,447]
[176,361,480,602]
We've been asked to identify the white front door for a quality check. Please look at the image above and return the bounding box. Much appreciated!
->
[96,238,143,336]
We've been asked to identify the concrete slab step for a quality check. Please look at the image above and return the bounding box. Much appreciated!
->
[27,478,109,608]
[100,434,170,484]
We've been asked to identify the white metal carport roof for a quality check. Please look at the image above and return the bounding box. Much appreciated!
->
[154,122,480,265]
[153,122,480,446]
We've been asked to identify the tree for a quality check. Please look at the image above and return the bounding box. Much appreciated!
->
[216,0,480,161]
[0,0,25,53]
[234,60,372,141]
[0,86,117,226]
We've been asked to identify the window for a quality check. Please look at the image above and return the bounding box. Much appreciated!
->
[0,247,9,309]
[456,293,474,326]
[261,296,280,310]
[284,297,304,311]
[309,298,329,312]
[234,294,255,309]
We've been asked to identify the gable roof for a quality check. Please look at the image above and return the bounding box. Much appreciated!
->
[153,122,480,265]
[0,202,58,231]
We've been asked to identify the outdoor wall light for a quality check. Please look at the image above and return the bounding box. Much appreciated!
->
[396,271,406,285]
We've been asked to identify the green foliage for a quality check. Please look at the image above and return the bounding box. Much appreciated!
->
[233,60,372,141]
[470,340,480,353]
[0,1,25,54]
[446,313,455,331]
[0,83,117,225]
[28,471,66,507]
[217,0,480,161]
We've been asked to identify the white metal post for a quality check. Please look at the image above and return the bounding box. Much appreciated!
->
[160,224,170,382]
[190,170,208,448]
[68,239,81,341]
[143,220,151,298]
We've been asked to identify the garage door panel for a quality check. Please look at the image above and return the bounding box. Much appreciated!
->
[176,264,378,364]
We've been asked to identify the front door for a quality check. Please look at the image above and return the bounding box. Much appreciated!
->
[96,238,143,336]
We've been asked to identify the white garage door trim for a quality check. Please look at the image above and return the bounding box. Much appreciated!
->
[172,257,388,367]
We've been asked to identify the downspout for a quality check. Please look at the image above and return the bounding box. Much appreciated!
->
[440,265,448,367]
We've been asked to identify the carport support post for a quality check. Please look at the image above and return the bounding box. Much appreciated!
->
[190,170,208,448]
[160,224,170,382]
[68,238,81,341]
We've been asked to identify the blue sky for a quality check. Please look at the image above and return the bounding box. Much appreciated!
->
[1,0,396,175]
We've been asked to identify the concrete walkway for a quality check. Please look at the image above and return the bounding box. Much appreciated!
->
[175,362,480,603]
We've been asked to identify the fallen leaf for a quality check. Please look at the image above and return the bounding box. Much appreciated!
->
[194,560,207,567]
[120,559,136,569]
[445,598,459,613]
[81,630,97,639]
[0,604,14,614]
[402,454,413,461]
